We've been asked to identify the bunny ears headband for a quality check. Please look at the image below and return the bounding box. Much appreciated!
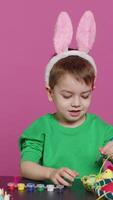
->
[45,10,96,86]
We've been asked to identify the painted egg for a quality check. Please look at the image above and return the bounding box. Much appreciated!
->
[101,182,113,192]
[96,169,113,182]
[101,169,113,179]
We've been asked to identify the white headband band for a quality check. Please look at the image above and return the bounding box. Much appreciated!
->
[45,11,96,86]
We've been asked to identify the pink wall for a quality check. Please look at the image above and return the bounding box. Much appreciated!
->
[0,0,113,175]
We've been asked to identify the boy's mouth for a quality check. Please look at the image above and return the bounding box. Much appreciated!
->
[68,110,81,117]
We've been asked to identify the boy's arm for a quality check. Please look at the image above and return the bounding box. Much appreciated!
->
[20,161,53,180]
[20,161,78,186]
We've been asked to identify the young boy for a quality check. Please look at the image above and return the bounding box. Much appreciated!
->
[19,11,113,186]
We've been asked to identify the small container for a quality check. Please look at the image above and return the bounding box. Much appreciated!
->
[46,184,55,192]
[37,184,45,192]
[26,183,35,192]
[7,182,15,191]
[17,183,25,191]
[56,185,64,190]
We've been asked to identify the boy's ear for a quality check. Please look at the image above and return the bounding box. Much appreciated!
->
[45,86,53,102]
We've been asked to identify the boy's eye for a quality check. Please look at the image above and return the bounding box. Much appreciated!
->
[62,95,72,99]
[81,95,90,99]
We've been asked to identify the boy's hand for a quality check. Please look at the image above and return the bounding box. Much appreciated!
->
[99,141,113,159]
[48,167,79,186]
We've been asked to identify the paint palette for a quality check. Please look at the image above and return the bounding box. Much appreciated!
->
[7,182,64,192]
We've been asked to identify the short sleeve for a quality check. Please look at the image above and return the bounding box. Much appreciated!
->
[19,120,45,163]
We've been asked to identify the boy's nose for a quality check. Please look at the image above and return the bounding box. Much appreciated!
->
[71,96,81,107]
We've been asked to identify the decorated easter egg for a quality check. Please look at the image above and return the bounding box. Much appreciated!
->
[96,169,113,182]
[101,182,113,192]
[101,169,113,179]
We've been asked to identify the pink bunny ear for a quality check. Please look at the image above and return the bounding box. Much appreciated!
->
[76,11,96,53]
[53,12,73,54]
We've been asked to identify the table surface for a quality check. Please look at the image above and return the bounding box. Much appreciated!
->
[0,176,97,200]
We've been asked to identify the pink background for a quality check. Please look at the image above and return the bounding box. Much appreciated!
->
[0,0,113,175]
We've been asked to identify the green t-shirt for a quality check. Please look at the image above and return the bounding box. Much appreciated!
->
[19,113,113,177]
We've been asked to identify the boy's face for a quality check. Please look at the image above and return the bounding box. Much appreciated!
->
[47,73,93,127]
